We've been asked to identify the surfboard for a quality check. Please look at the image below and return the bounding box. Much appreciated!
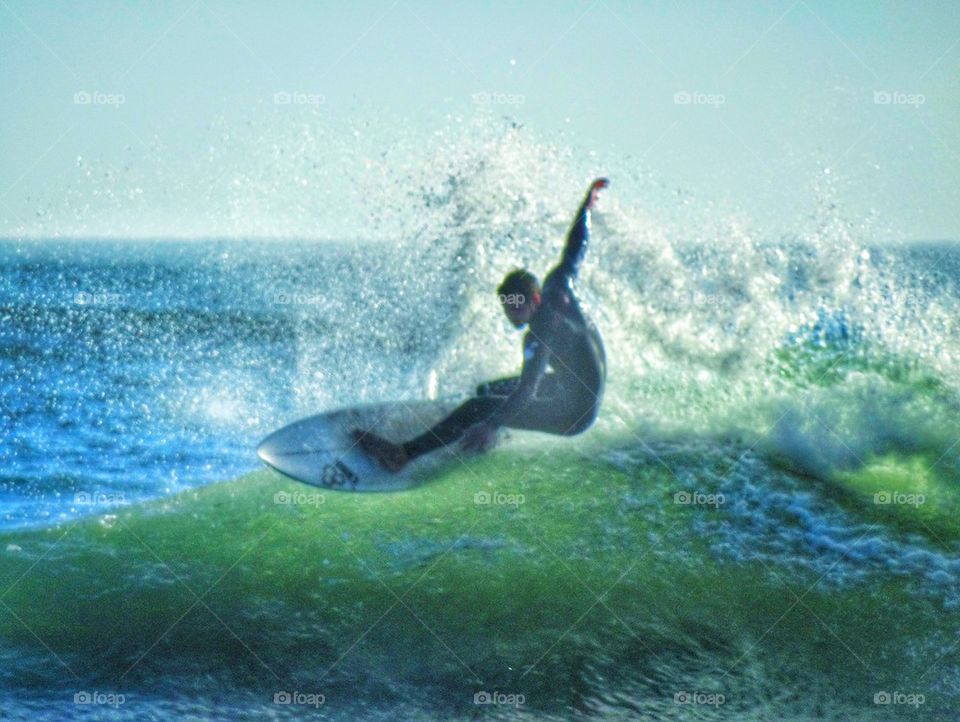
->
[256,400,461,491]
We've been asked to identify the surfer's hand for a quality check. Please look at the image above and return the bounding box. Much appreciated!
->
[587,177,609,208]
[461,422,498,453]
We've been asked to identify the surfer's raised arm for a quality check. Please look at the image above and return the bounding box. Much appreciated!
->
[484,178,609,431]
[549,177,609,286]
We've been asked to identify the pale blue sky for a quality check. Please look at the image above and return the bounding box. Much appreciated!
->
[1,0,958,240]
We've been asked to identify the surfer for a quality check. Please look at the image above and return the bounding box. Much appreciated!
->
[353,178,609,472]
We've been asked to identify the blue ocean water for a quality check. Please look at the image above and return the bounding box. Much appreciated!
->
[3,226,960,720]
[3,238,960,530]
[0,239,451,528]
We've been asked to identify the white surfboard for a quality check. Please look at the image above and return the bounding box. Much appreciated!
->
[257,400,461,491]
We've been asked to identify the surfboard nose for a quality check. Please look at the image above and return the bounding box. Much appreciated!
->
[256,431,283,468]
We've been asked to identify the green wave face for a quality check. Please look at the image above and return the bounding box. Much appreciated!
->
[1,447,955,720]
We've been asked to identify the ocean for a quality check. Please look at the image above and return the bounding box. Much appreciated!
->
[2,184,959,718]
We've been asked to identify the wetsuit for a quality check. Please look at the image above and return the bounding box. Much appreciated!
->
[402,182,607,460]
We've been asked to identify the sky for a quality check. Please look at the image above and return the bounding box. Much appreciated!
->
[1,0,958,241]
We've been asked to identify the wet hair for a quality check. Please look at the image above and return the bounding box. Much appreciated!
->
[497,269,540,308]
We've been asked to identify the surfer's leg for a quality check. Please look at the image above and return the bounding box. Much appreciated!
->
[352,429,410,472]
[475,376,520,397]
[364,376,594,469]
[477,373,560,398]
[499,391,599,436]
[406,371,568,459]
[355,393,514,471]
[402,396,502,459]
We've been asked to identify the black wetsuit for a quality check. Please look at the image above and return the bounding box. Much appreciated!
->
[402,186,607,460]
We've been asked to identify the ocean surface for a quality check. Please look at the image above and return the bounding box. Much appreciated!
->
[2,197,960,718]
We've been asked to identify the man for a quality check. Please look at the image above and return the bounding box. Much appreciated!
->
[354,177,609,471]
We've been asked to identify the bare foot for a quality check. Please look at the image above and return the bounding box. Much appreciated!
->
[351,430,409,472]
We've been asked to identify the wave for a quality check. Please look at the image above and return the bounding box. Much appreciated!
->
[0,446,957,719]
[4,120,960,536]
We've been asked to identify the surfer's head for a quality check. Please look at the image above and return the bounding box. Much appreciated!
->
[497,269,541,328]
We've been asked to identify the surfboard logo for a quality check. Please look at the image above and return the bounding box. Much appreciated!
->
[319,461,359,489]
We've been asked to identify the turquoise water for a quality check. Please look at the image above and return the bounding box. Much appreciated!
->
[0,445,956,719]
[3,128,960,719]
